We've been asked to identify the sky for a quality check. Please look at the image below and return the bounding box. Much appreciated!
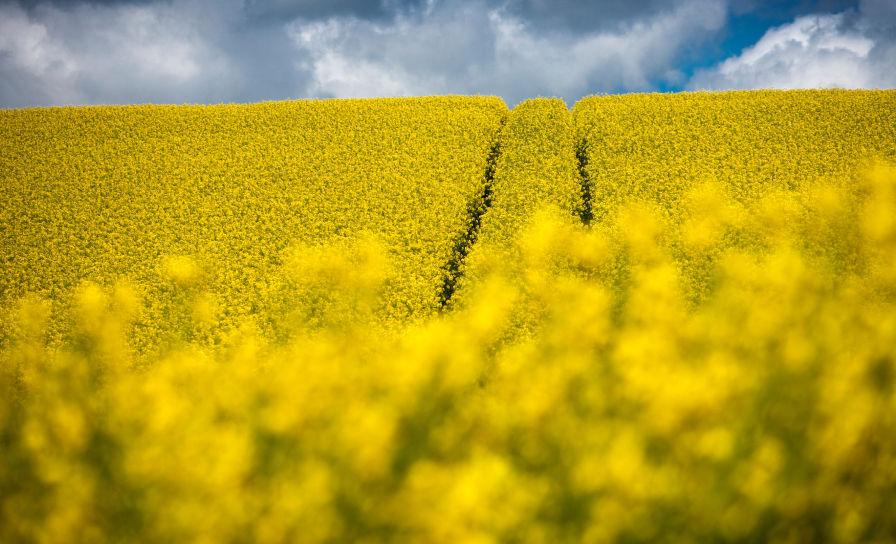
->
[0,0,894,108]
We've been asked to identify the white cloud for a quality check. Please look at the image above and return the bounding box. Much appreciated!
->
[292,19,433,97]
[0,4,79,104]
[0,5,74,76]
[289,0,727,104]
[689,4,896,90]
[491,0,727,98]
[11,0,890,108]
[288,1,493,99]
[0,1,237,107]
[108,7,204,83]
[304,50,428,98]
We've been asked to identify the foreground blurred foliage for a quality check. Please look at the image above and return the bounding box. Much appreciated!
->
[3,162,896,543]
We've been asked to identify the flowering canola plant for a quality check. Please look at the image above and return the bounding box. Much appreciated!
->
[2,91,896,542]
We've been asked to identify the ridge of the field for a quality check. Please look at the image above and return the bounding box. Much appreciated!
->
[0,96,507,354]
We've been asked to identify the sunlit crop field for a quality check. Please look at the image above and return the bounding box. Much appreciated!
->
[0,97,506,354]
[2,90,896,542]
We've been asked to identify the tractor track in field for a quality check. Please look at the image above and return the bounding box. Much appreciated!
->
[576,137,594,225]
[437,120,505,310]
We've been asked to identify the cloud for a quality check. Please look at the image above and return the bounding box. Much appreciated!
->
[289,0,728,104]
[0,0,734,108]
[490,0,727,97]
[0,3,77,105]
[0,1,241,107]
[9,0,889,109]
[243,0,426,23]
[498,0,673,34]
[689,0,896,89]
[289,1,495,99]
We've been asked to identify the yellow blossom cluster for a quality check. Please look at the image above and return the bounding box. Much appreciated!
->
[0,97,507,355]
[3,161,896,542]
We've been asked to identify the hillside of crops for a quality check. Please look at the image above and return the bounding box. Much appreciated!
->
[3,90,896,542]
[0,97,506,356]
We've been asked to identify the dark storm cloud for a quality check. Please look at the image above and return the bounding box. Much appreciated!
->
[729,0,858,15]
[242,0,424,23]
[16,0,434,24]
[498,0,673,33]
[14,0,153,4]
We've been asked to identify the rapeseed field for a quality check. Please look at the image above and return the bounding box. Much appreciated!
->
[0,97,507,354]
[2,90,896,542]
